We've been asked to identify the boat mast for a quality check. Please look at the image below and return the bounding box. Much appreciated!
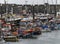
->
[32,1,35,20]
[25,0,28,12]
[55,0,57,17]
[47,0,49,14]
[37,0,39,14]
[4,0,8,14]
[43,0,45,14]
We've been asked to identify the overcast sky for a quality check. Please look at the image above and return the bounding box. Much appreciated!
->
[0,0,60,5]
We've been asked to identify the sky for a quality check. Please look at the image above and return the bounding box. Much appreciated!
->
[0,0,60,5]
